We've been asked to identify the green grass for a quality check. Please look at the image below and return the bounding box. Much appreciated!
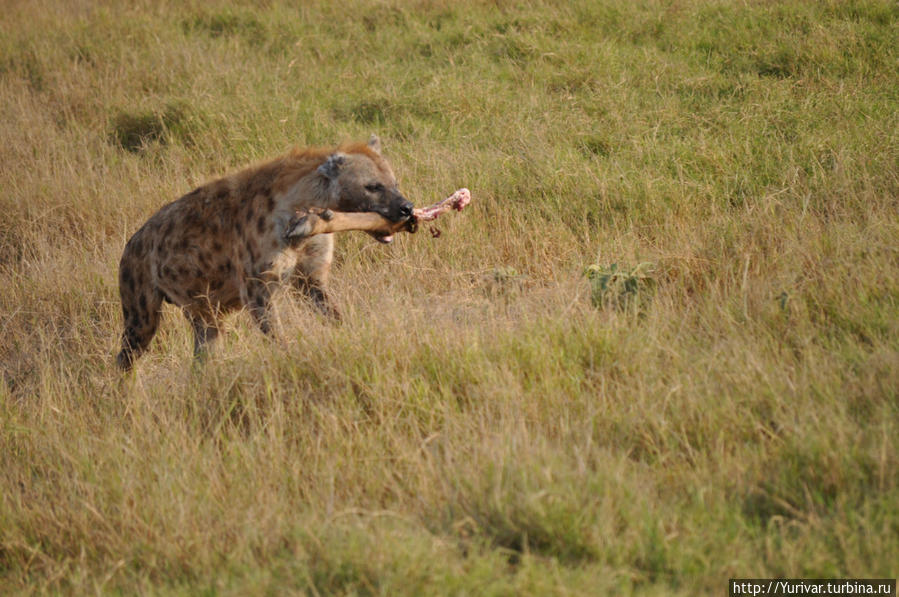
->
[1,0,897,594]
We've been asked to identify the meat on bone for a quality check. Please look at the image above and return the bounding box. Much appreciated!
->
[285,188,471,245]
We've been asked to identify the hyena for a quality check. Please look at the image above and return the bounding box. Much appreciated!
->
[116,136,412,370]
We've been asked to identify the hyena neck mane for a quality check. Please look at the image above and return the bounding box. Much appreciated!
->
[275,141,382,211]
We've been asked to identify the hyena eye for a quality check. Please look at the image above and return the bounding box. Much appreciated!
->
[365,183,385,193]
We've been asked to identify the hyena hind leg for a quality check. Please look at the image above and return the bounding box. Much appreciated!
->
[117,290,164,370]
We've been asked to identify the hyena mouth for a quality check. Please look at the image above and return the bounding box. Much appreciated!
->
[368,212,417,244]
[369,230,395,244]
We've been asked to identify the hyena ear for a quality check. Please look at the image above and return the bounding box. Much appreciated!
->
[317,152,346,180]
[367,134,382,155]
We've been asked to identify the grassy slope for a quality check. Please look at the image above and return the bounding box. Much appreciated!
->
[1,0,897,594]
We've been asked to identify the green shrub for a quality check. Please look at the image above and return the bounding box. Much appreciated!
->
[109,101,205,152]
[586,262,656,313]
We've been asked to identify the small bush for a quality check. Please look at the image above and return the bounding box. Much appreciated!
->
[579,135,612,158]
[182,10,267,45]
[110,111,164,151]
[109,101,203,152]
[586,262,656,313]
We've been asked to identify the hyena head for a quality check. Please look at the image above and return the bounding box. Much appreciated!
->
[318,136,413,243]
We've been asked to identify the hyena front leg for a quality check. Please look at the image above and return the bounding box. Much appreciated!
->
[243,277,278,336]
[292,234,341,320]
[184,310,221,358]
[294,273,341,320]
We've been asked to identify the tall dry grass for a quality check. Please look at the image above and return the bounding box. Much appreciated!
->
[1,0,897,594]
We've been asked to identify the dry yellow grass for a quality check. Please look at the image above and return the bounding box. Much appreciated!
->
[1,0,897,594]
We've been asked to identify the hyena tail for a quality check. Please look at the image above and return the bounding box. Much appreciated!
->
[116,253,163,371]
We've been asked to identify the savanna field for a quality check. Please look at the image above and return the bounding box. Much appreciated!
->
[1,0,897,594]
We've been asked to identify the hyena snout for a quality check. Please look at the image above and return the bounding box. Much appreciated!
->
[365,193,415,244]
[394,199,414,222]
[376,193,414,223]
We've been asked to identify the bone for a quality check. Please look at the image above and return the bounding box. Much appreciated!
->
[285,210,397,241]
[285,188,471,244]
[412,187,471,222]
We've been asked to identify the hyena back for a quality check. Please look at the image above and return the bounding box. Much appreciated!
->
[116,136,412,370]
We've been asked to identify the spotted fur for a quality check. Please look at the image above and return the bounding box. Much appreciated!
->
[116,136,412,370]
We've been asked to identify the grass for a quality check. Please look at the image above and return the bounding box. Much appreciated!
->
[1,0,897,594]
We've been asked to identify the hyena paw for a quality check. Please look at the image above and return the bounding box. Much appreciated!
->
[285,214,313,242]
[286,209,333,244]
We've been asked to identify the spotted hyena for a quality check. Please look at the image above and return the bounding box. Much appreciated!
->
[116,136,412,370]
